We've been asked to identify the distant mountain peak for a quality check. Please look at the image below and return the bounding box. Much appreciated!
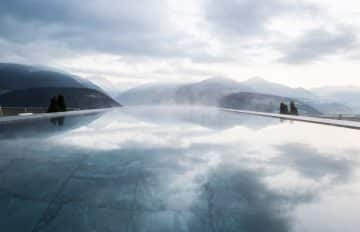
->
[200,77,239,85]
[244,76,268,83]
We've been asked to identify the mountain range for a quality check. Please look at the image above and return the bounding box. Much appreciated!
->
[0,63,120,110]
[1,62,358,115]
[312,86,360,111]
[117,77,357,114]
[219,92,321,115]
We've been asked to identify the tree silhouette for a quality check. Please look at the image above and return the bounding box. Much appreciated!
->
[47,95,67,113]
[280,102,289,114]
[57,95,67,112]
[47,96,58,113]
[290,101,298,115]
[279,102,284,114]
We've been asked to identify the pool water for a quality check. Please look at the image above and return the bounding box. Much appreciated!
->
[1,106,360,232]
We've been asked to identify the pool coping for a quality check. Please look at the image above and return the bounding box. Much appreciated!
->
[1,106,359,130]
[221,108,360,130]
[0,107,115,124]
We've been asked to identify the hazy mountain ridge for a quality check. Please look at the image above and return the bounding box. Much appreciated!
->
[117,77,354,114]
[242,77,317,100]
[0,63,120,109]
[174,77,251,105]
[219,92,321,115]
[118,83,182,105]
[0,87,120,109]
[301,99,353,114]
[0,63,100,90]
[2,62,354,114]
[312,86,360,111]
[117,77,317,106]
[117,77,250,106]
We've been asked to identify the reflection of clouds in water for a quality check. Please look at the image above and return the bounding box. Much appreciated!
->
[95,144,295,231]
[276,144,353,182]
[133,148,222,212]
[51,110,215,150]
[0,112,102,139]
[35,107,360,155]
[2,107,360,231]
[120,106,280,130]
[53,122,211,150]
[194,119,360,157]
[1,135,359,231]
[184,144,357,232]
[194,166,292,232]
[261,143,357,208]
[122,143,356,231]
[57,106,276,151]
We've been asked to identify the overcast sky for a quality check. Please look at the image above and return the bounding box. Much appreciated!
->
[0,0,360,91]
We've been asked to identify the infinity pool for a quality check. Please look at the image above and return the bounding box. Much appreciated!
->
[1,106,360,232]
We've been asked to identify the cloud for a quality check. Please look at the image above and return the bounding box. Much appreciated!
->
[278,26,358,64]
[0,0,210,60]
[205,0,317,37]
[1,0,360,87]
[203,0,360,65]
[205,0,282,36]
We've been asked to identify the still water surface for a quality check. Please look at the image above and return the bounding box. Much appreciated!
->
[1,106,360,232]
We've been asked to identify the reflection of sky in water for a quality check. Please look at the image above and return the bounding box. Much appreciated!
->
[1,106,360,231]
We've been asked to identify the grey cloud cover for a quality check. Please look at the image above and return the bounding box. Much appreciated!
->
[205,0,285,36]
[0,0,200,59]
[204,0,358,63]
[205,0,317,37]
[279,26,358,64]
[0,0,358,67]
